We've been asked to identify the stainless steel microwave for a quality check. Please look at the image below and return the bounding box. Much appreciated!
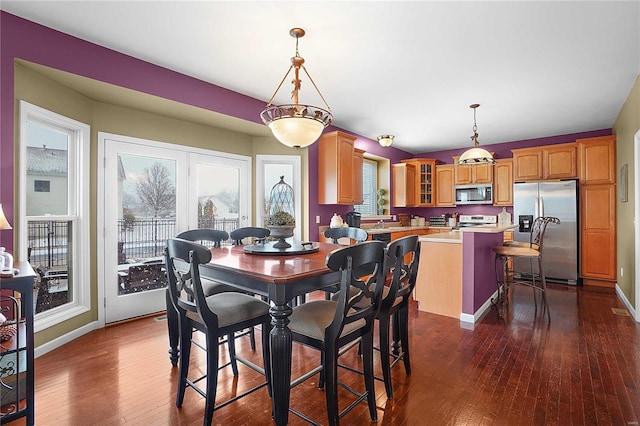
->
[454,184,493,205]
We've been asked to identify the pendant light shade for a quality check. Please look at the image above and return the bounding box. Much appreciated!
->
[260,28,332,149]
[377,135,394,147]
[458,104,495,165]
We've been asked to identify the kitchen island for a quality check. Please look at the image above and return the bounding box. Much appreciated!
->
[415,224,516,323]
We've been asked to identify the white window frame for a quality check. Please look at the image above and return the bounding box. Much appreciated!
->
[256,155,302,240]
[19,101,91,332]
[355,156,392,220]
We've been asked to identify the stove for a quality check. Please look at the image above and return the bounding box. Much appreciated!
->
[458,214,497,227]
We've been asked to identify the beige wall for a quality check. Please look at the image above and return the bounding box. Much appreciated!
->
[613,74,640,310]
[14,62,300,347]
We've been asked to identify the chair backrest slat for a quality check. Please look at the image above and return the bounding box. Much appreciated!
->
[324,227,368,244]
[176,228,229,247]
[229,227,270,245]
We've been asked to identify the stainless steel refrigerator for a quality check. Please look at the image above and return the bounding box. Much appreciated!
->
[513,180,578,285]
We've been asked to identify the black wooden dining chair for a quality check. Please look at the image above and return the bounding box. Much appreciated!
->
[287,240,386,425]
[167,229,255,367]
[331,235,421,399]
[165,238,272,426]
[377,234,420,399]
[229,226,270,245]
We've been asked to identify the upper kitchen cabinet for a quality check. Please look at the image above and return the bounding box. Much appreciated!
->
[435,164,455,206]
[512,142,577,181]
[392,162,416,207]
[577,135,616,184]
[353,148,365,205]
[401,158,437,207]
[318,131,363,204]
[493,158,513,206]
[452,156,493,185]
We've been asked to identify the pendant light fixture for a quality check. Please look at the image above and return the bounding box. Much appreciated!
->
[260,28,332,149]
[457,103,495,165]
[377,135,394,147]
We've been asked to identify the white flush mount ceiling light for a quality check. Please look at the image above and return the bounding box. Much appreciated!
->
[260,28,332,149]
[377,135,394,147]
[457,103,495,165]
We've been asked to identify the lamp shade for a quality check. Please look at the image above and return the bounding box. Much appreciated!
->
[377,135,394,147]
[0,204,12,230]
[265,114,326,149]
[457,147,495,164]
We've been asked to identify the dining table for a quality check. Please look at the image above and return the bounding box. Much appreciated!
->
[192,241,341,425]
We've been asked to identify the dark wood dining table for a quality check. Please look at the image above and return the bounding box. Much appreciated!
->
[199,242,341,426]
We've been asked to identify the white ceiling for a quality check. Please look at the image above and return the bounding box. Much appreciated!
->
[2,1,639,153]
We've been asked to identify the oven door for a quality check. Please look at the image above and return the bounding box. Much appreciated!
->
[455,184,493,205]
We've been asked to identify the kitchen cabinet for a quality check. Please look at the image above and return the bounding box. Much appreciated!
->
[580,184,616,285]
[401,158,437,207]
[578,135,616,184]
[577,135,616,287]
[452,156,493,185]
[511,142,577,181]
[353,148,365,205]
[392,163,416,207]
[493,158,513,206]
[318,131,363,205]
[0,262,36,426]
[435,164,455,206]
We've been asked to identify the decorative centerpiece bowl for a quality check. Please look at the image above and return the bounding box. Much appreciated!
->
[268,211,296,249]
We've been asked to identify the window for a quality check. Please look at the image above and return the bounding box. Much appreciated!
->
[256,155,302,240]
[19,101,91,331]
[354,159,378,216]
[34,180,51,192]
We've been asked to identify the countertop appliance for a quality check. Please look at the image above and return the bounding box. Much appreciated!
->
[345,211,361,227]
[513,180,578,285]
[455,184,493,205]
[458,214,497,227]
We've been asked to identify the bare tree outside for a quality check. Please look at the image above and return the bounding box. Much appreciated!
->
[136,161,176,217]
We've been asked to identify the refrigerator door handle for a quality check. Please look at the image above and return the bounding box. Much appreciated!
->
[538,196,544,217]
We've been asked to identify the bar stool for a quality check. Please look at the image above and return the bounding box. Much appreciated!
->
[492,217,560,320]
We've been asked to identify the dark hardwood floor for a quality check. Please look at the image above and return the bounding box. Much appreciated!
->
[6,284,640,425]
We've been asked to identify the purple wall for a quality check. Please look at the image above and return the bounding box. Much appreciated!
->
[0,11,614,248]
[461,231,504,316]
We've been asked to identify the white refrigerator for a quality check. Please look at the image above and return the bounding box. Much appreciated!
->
[513,180,578,285]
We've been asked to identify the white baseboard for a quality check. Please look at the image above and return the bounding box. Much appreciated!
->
[34,321,100,358]
[460,289,499,323]
[615,283,638,322]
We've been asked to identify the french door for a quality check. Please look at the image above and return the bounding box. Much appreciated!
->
[99,133,250,323]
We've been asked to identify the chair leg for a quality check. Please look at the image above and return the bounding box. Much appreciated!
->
[176,318,192,407]
[323,344,339,426]
[361,331,378,422]
[261,320,272,398]
[166,290,180,367]
[318,353,325,389]
[248,327,257,351]
[204,334,220,426]
[539,257,551,322]
[378,313,394,399]
[227,333,239,376]
[397,306,411,376]
[529,258,538,312]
